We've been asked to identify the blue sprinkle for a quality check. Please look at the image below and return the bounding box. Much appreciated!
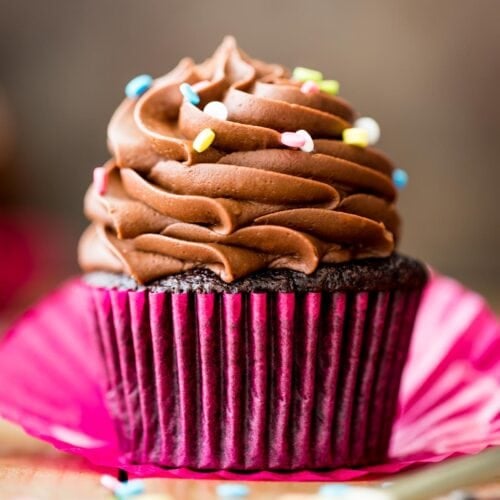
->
[125,74,153,98]
[114,479,145,497]
[318,484,350,496]
[216,483,250,498]
[392,168,409,189]
[179,82,200,105]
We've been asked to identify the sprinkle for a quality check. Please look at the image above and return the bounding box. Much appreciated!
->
[281,131,306,149]
[93,167,108,195]
[101,475,145,498]
[193,128,216,152]
[216,483,250,498]
[203,101,228,120]
[318,79,340,95]
[100,474,121,491]
[192,80,211,92]
[318,484,350,496]
[300,80,320,95]
[125,74,153,99]
[179,82,200,105]
[296,129,314,152]
[354,116,381,145]
[392,168,408,189]
[342,127,369,147]
[114,479,145,497]
[292,66,323,82]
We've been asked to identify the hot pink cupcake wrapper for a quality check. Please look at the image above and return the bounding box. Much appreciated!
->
[90,286,422,471]
[0,274,499,480]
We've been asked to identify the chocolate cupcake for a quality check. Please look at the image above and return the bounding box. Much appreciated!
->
[79,37,427,471]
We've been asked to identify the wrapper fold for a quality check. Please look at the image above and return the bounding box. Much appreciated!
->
[91,287,420,470]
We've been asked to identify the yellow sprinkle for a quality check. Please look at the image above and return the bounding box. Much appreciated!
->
[192,128,215,153]
[342,127,369,147]
[318,79,340,95]
[292,66,323,82]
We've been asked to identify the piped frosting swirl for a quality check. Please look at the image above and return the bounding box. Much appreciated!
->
[79,37,401,283]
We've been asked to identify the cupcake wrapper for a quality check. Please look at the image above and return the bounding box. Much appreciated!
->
[2,273,499,480]
[90,287,422,471]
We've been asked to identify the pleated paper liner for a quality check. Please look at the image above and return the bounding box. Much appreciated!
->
[0,273,498,480]
[90,284,422,471]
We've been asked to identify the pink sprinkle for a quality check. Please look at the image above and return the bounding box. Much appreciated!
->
[300,80,320,94]
[93,167,108,195]
[281,132,306,149]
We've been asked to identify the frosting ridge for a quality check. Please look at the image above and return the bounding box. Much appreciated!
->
[79,36,400,283]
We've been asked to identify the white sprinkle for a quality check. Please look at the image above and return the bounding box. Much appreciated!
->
[100,474,120,491]
[203,101,228,121]
[296,129,314,153]
[354,116,381,145]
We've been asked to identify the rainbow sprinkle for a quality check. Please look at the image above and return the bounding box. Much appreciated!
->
[93,167,108,196]
[281,131,306,149]
[318,79,340,95]
[203,101,228,120]
[125,74,153,98]
[216,483,250,498]
[354,116,381,145]
[179,83,200,105]
[292,66,323,82]
[193,128,216,152]
[392,168,409,189]
[300,80,320,95]
[296,129,314,152]
[342,127,369,148]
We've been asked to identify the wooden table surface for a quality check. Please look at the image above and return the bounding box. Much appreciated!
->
[1,421,499,500]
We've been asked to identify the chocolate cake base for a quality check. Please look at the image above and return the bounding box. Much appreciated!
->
[84,253,427,293]
[86,253,427,470]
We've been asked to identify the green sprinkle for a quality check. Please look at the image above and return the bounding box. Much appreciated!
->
[292,66,323,82]
[318,79,340,95]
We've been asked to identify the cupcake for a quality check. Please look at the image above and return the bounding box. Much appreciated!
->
[79,37,427,471]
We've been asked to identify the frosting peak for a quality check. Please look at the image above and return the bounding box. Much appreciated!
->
[79,37,401,283]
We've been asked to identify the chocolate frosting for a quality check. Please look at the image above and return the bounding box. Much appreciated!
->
[79,37,401,283]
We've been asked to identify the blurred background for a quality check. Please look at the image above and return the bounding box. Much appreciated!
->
[0,0,499,310]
